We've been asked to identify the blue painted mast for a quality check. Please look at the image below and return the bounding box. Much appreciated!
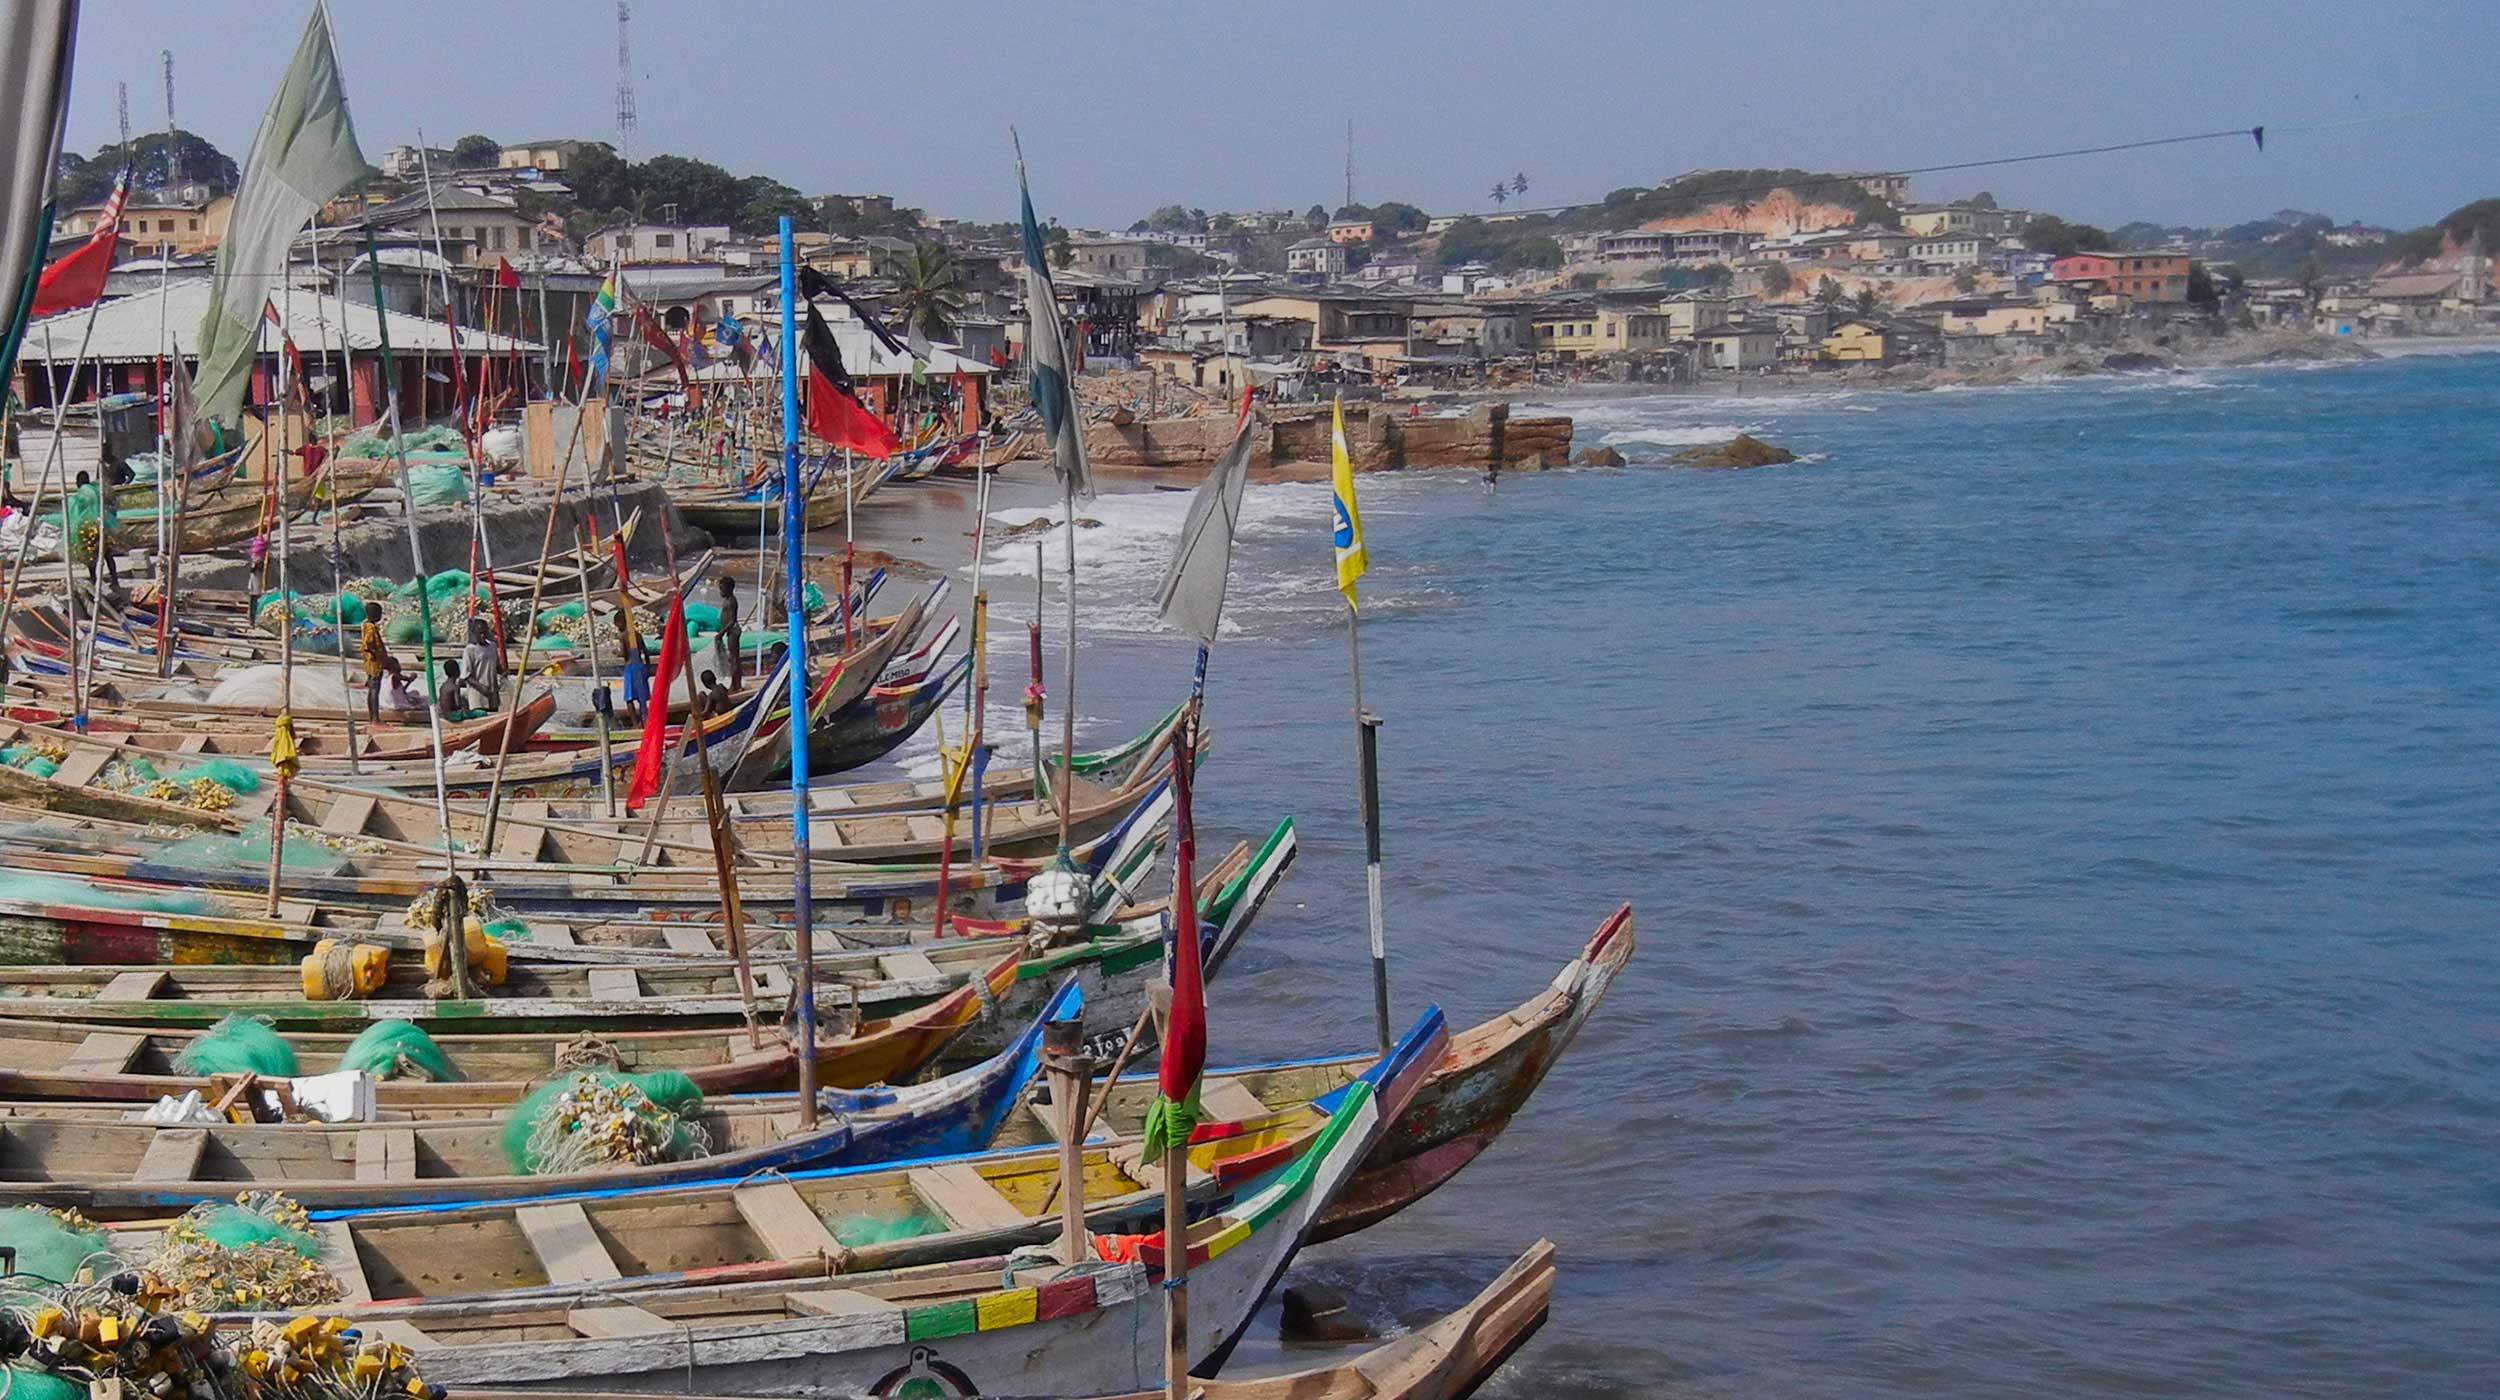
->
[778,217,820,1123]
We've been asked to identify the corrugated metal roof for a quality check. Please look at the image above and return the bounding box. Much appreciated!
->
[18,280,541,365]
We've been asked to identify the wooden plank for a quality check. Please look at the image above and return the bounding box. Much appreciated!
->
[733,1181,844,1262]
[130,1128,209,1184]
[783,1288,903,1321]
[531,923,579,947]
[318,791,378,835]
[566,1305,675,1338]
[96,970,170,1002]
[875,950,942,983]
[318,1222,374,1304]
[585,968,642,1001]
[514,1202,621,1285]
[49,747,110,789]
[907,1164,1028,1234]
[494,803,549,863]
[660,926,717,955]
[59,1030,146,1076]
[353,1128,417,1183]
[1197,1079,1271,1125]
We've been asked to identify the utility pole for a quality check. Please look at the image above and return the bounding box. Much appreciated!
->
[614,2,637,164]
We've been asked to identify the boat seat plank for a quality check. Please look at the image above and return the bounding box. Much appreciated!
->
[875,950,943,983]
[318,792,377,835]
[96,970,170,1002]
[530,922,579,947]
[660,926,716,955]
[567,1305,674,1338]
[131,1128,209,1184]
[907,1164,1028,1234]
[60,1030,147,1076]
[173,735,211,754]
[585,968,642,1001]
[50,747,110,789]
[1197,1080,1271,1125]
[516,1201,622,1284]
[318,1222,374,1304]
[734,1181,846,1263]
[353,1127,418,1183]
[783,1289,903,1321]
[494,803,549,863]
[364,1321,433,1348]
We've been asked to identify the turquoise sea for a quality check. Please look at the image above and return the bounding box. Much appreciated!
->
[922,345,2500,1397]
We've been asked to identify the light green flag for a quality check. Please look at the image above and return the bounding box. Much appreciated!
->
[195,1,365,432]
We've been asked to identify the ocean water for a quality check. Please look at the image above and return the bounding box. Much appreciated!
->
[911,348,2500,1396]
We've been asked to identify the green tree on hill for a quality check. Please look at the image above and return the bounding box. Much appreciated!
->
[2019,214,2112,259]
[1814,274,1845,307]
[1953,266,1980,294]
[448,134,502,170]
[1853,286,1881,318]
[56,130,238,203]
[1758,262,1794,295]
[893,244,968,340]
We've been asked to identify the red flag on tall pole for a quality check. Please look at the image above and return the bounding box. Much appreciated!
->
[624,592,691,810]
[1139,713,1207,1160]
[799,299,900,460]
[32,176,128,318]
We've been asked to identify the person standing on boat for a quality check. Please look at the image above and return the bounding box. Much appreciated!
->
[462,614,502,711]
[621,635,652,725]
[716,573,744,689]
[358,600,389,724]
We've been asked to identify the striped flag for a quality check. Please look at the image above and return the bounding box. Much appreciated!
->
[1330,397,1368,608]
[584,273,618,387]
[1017,164,1091,497]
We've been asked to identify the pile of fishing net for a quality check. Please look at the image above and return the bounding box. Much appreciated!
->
[152,821,353,880]
[50,485,118,562]
[335,1020,459,1082]
[204,663,354,710]
[0,737,67,779]
[173,1014,298,1078]
[0,1201,435,1400]
[143,1193,341,1312]
[96,754,261,813]
[502,1069,710,1175]
[338,424,466,460]
[0,870,207,915]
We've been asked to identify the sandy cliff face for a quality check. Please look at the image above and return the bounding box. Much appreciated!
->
[1640,190,1863,237]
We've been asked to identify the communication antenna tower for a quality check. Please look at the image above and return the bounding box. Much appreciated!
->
[116,81,130,148]
[161,50,181,187]
[614,2,638,164]
[1344,119,1354,211]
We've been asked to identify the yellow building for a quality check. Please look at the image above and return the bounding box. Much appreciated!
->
[1821,319,1893,362]
[59,194,231,256]
[1530,306,1675,360]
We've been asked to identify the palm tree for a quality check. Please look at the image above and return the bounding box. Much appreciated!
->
[1489,184,1508,209]
[893,244,968,341]
[1511,173,1528,197]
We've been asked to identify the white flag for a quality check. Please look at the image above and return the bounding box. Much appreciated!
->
[1153,403,1256,646]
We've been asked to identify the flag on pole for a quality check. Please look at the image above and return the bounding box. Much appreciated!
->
[31,173,126,318]
[1330,397,1369,608]
[1153,388,1255,646]
[1017,164,1091,497]
[624,590,690,810]
[193,2,365,433]
[797,266,908,356]
[584,273,618,388]
[493,257,521,292]
[1138,717,1207,1161]
[636,305,691,392]
[800,298,900,459]
[261,300,307,390]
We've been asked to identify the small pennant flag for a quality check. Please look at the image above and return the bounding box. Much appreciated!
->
[1153,388,1254,646]
[1329,397,1368,608]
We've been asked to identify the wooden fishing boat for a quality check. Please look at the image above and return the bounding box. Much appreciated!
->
[100,457,398,553]
[0,942,1024,1035]
[734,655,965,782]
[673,457,892,537]
[449,1240,1555,1400]
[1,689,559,761]
[1,980,1084,1216]
[156,1025,1428,1396]
[0,955,1015,1106]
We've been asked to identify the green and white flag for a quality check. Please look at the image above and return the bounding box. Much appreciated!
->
[195,1,364,432]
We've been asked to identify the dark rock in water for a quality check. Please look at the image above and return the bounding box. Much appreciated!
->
[1281,1281,1373,1342]
[1512,451,1554,473]
[1573,445,1627,468]
[1670,434,1798,469]
[1077,518,1104,529]
[2100,351,2172,373]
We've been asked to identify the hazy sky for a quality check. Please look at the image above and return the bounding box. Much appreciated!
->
[59,0,2500,231]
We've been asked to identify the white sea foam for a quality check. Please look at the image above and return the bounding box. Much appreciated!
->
[1598,422,1763,448]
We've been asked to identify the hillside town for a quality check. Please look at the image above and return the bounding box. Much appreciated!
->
[19,131,2500,423]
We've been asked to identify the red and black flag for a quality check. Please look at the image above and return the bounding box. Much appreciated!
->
[797,266,907,357]
[800,299,900,460]
[636,305,691,393]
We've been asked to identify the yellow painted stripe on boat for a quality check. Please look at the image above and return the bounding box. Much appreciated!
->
[976,1287,1038,1331]
[1200,1218,1252,1262]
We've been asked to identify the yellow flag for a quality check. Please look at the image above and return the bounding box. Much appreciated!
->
[1329,398,1368,608]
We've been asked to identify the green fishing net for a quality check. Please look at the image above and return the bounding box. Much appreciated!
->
[336,1021,459,1082]
[830,1212,945,1248]
[501,1069,710,1175]
[152,822,349,878]
[0,1206,115,1299]
[186,758,260,796]
[1,1370,87,1400]
[0,870,205,914]
[404,465,470,508]
[0,745,59,778]
[146,1193,338,1311]
[172,1014,298,1077]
